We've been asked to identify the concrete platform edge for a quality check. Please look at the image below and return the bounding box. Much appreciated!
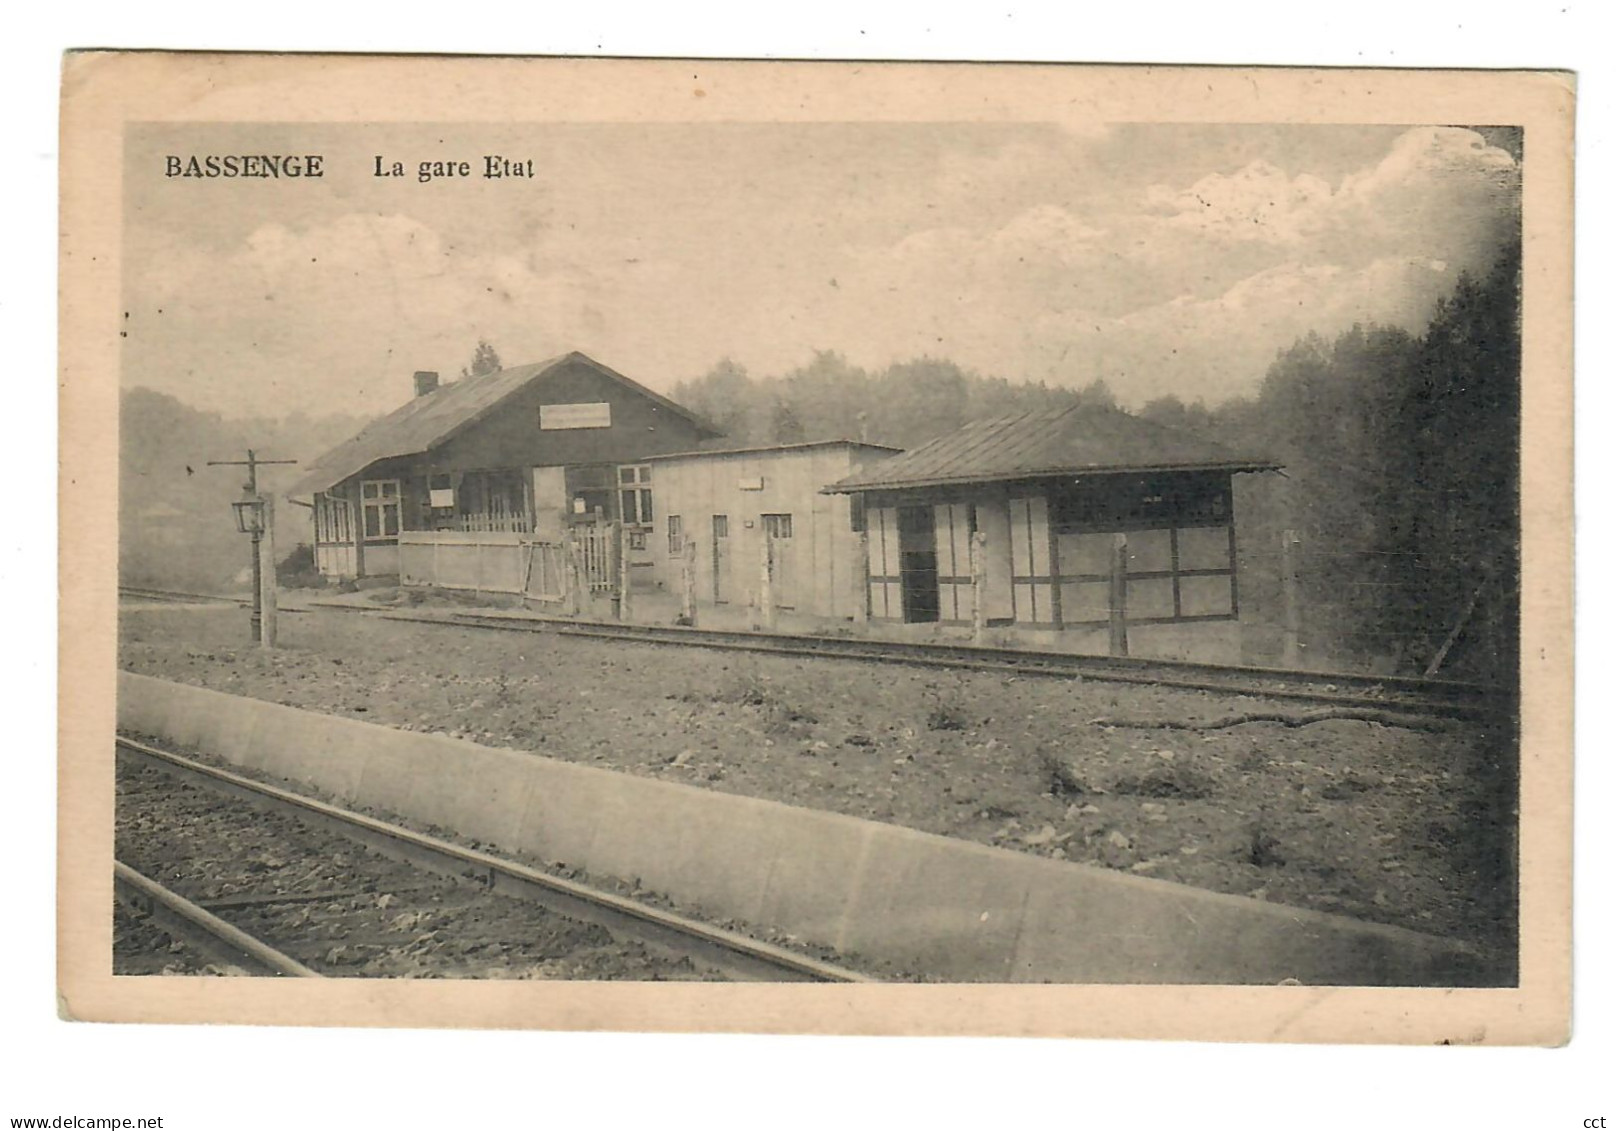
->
[116,671,1493,986]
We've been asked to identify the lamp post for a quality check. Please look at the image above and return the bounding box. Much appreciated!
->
[209,448,297,646]
[232,487,267,642]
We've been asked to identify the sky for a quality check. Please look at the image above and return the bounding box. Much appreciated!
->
[122,120,1521,420]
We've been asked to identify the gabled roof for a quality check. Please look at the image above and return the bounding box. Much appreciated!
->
[642,438,902,462]
[286,351,718,501]
[825,404,1278,493]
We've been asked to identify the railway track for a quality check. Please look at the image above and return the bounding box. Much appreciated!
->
[394,609,1498,723]
[120,582,1499,721]
[115,735,875,983]
[114,861,322,977]
[119,585,248,607]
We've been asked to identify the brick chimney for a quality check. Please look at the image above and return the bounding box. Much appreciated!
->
[413,370,439,397]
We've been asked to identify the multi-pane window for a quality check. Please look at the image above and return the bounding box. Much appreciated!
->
[618,464,654,526]
[361,479,401,539]
[762,513,793,539]
[667,515,683,555]
[315,493,353,544]
[1045,474,1237,623]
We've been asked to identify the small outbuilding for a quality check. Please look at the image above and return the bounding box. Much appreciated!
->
[642,440,899,618]
[824,404,1277,657]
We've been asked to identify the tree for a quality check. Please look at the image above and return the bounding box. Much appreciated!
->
[672,358,760,442]
[460,339,503,380]
[770,398,807,443]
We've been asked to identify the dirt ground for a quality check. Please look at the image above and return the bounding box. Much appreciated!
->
[118,602,1516,963]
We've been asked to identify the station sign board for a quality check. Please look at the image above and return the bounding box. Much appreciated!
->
[540,402,612,430]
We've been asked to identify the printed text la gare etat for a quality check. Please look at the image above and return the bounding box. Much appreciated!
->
[163,154,536,183]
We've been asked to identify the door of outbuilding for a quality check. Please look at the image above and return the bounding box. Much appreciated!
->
[712,514,732,603]
[762,513,795,609]
[897,505,940,623]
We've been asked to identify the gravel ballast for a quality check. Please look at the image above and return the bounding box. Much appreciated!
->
[115,754,721,980]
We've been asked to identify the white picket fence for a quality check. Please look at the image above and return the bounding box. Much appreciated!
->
[397,530,598,602]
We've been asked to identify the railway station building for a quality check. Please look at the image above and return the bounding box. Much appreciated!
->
[824,405,1279,660]
[285,352,721,583]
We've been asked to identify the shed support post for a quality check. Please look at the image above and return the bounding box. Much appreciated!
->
[258,497,278,650]
[349,482,365,580]
[680,539,698,626]
[759,532,777,632]
[970,530,987,645]
[853,530,869,628]
[1281,529,1302,668]
[1108,532,1129,658]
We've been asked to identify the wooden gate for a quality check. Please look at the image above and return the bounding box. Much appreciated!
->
[574,522,618,593]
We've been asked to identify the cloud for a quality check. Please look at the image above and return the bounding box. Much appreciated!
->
[995,254,1458,405]
[1139,126,1520,273]
[831,126,1520,401]
[1144,159,1335,244]
[124,125,1522,421]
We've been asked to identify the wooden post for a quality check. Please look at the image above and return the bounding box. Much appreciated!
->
[970,529,987,644]
[1424,579,1487,678]
[1108,532,1129,658]
[520,540,537,600]
[1280,529,1301,668]
[615,522,632,621]
[350,480,365,580]
[565,538,584,617]
[258,497,278,650]
[852,530,870,627]
[680,539,698,625]
[759,532,777,631]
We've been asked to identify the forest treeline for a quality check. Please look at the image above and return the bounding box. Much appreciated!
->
[120,389,366,594]
[673,241,1520,682]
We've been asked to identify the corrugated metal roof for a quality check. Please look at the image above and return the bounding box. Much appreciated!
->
[824,404,1278,493]
[642,438,903,462]
[286,352,717,501]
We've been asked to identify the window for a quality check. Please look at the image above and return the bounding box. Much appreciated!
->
[361,479,401,539]
[1051,474,1229,531]
[762,513,793,539]
[565,464,614,520]
[628,531,648,551]
[667,515,683,555]
[315,493,353,544]
[712,514,729,539]
[618,464,654,526]
[428,472,455,510]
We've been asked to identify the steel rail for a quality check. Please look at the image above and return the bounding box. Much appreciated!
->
[117,736,875,984]
[120,582,1497,719]
[368,608,1495,722]
[119,586,248,607]
[113,860,323,977]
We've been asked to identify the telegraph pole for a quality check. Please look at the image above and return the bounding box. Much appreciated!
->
[208,449,297,643]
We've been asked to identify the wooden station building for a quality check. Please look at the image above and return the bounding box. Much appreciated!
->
[824,405,1278,654]
[285,352,720,583]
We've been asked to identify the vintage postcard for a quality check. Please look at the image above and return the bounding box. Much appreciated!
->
[59,53,1573,1042]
